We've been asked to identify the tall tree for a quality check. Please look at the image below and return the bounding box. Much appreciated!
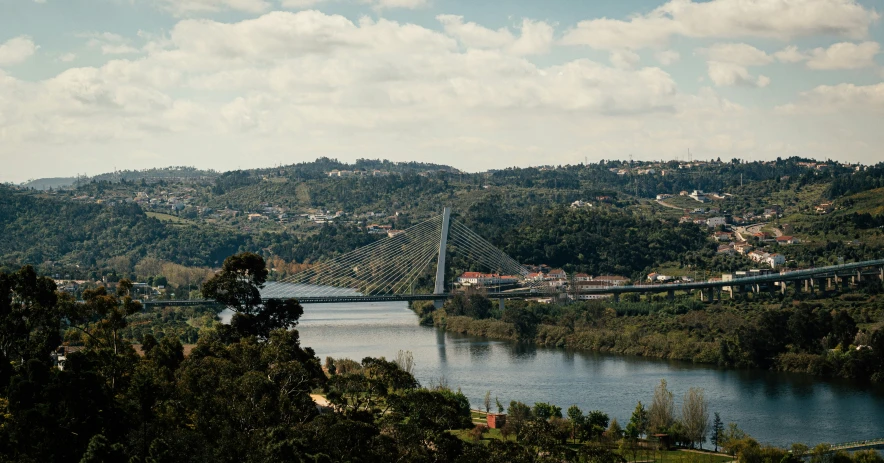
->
[649,379,675,434]
[626,401,649,439]
[681,387,709,449]
[711,412,724,452]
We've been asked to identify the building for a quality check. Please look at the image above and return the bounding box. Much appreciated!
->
[713,231,733,241]
[593,275,629,286]
[689,190,707,202]
[573,273,592,282]
[456,272,519,286]
[776,236,798,245]
[706,217,727,228]
[487,414,506,429]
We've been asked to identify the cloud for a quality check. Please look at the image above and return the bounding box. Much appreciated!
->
[149,0,271,16]
[610,49,640,70]
[697,43,771,88]
[774,45,806,63]
[706,62,770,87]
[78,32,141,55]
[774,41,880,69]
[280,0,327,7]
[437,15,554,55]
[57,53,77,63]
[362,0,428,9]
[0,36,38,66]
[699,43,773,66]
[777,83,884,114]
[561,0,878,50]
[655,50,680,66]
[806,41,880,70]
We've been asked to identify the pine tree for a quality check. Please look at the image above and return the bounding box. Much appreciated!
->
[711,412,724,452]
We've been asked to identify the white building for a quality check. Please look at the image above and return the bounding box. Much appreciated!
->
[706,217,727,228]
[689,190,707,202]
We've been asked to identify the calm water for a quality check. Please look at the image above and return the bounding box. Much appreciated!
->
[286,302,884,448]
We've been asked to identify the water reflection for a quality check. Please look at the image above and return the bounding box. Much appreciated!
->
[292,301,884,448]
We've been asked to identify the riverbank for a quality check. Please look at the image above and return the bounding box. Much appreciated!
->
[414,293,884,383]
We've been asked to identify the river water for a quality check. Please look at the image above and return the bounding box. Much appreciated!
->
[288,301,884,448]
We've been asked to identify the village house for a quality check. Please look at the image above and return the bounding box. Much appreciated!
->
[776,236,799,245]
[593,275,629,286]
[689,190,707,202]
[706,217,727,228]
[713,231,734,241]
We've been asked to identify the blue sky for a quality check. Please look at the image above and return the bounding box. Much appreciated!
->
[0,0,882,181]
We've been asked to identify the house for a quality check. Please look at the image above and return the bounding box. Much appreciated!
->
[776,236,798,245]
[765,253,785,268]
[706,217,727,228]
[815,203,834,214]
[717,244,735,255]
[546,269,567,280]
[571,200,592,208]
[457,272,518,286]
[753,232,772,241]
[593,275,629,286]
[573,273,592,282]
[647,273,660,282]
[387,230,405,238]
[713,231,733,241]
[689,190,707,202]
[656,275,674,282]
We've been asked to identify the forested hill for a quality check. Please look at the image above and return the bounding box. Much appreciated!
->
[0,186,246,268]
[499,207,710,279]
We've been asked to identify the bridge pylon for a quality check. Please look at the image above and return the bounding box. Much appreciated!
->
[433,207,451,308]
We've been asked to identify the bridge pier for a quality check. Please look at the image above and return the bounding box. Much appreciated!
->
[498,298,505,311]
[613,293,620,303]
[879,266,884,282]
[667,290,674,301]
[780,281,787,295]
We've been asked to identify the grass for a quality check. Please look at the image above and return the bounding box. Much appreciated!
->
[451,427,733,463]
[145,211,195,225]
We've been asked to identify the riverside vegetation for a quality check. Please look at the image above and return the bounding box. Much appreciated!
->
[414,281,884,383]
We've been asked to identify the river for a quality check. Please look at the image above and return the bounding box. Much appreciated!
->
[284,301,884,448]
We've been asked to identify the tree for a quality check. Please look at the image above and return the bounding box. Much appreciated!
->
[649,379,675,434]
[484,390,492,413]
[532,402,562,420]
[567,405,585,443]
[496,396,504,414]
[607,418,623,442]
[586,410,610,441]
[626,401,649,439]
[681,387,709,448]
[711,412,724,452]
[202,252,304,339]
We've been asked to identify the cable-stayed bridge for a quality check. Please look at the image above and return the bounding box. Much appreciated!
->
[259,207,542,303]
[139,207,884,308]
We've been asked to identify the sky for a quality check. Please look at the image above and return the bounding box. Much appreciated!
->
[0,0,882,182]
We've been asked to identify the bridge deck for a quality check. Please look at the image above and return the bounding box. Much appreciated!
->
[137,258,884,308]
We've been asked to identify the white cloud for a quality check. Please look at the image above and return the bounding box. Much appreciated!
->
[610,49,640,70]
[79,32,141,55]
[774,41,880,69]
[806,41,880,70]
[149,0,271,16]
[280,0,327,7]
[774,45,807,63]
[655,50,680,66]
[706,61,770,87]
[777,83,884,114]
[698,43,771,88]
[561,0,878,50]
[0,36,38,66]
[362,0,428,9]
[57,53,77,63]
[437,15,553,55]
[699,43,773,66]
